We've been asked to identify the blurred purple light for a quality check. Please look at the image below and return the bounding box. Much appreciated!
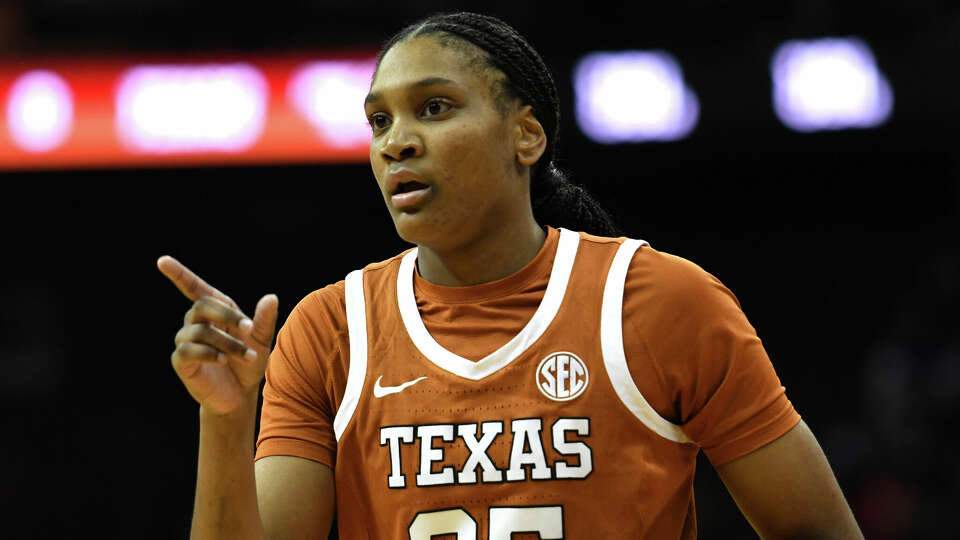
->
[574,51,698,143]
[771,38,893,132]
[287,59,376,147]
[6,70,74,153]
[115,64,268,153]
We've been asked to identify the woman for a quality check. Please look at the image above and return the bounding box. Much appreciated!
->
[159,12,863,539]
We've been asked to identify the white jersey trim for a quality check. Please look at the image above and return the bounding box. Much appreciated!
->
[335,268,368,442]
[397,228,581,381]
[600,238,693,444]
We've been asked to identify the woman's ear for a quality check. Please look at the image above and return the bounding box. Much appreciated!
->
[514,105,547,167]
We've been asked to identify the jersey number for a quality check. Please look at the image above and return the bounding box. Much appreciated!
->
[408,505,563,539]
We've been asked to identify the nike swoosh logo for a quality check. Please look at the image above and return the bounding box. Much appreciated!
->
[373,375,428,398]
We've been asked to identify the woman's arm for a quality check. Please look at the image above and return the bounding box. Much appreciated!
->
[192,402,267,540]
[715,420,863,540]
[159,256,338,539]
[256,456,335,540]
[192,402,336,540]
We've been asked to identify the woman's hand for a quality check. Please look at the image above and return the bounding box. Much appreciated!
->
[157,255,278,416]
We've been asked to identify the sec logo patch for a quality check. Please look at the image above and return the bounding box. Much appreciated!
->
[537,351,589,401]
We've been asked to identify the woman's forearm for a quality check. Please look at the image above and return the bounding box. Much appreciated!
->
[190,398,266,540]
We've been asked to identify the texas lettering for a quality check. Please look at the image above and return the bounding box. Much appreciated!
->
[379,417,592,488]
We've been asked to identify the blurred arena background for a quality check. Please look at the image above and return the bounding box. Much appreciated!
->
[0,0,956,537]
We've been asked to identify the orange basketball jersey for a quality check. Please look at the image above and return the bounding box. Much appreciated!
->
[256,228,800,539]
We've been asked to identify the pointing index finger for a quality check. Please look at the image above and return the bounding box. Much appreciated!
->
[157,255,235,307]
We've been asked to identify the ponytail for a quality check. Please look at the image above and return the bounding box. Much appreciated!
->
[531,162,622,237]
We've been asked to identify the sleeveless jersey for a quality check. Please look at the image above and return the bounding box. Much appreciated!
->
[256,227,801,539]
[334,229,698,538]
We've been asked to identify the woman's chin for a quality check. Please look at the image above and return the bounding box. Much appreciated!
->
[391,212,432,245]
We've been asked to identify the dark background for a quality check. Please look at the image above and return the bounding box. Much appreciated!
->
[1,0,957,538]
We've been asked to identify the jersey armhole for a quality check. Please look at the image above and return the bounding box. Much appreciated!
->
[333,268,367,442]
[600,239,694,445]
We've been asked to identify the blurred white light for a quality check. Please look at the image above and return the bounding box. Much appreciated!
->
[287,59,376,147]
[771,38,893,132]
[6,70,74,153]
[574,51,699,143]
[115,64,268,153]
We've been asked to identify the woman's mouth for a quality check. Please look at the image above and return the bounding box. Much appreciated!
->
[391,182,432,209]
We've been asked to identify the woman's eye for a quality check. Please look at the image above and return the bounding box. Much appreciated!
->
[422,99,451,117]
[369,113,389,131]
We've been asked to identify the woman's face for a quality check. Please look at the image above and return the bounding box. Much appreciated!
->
[365,36,530,251]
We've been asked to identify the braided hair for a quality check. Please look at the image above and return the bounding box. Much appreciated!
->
[377,12,622,237]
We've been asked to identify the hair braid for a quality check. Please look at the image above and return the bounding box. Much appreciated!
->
[377,12,622,237]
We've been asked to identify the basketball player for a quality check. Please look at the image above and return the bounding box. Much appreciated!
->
[158,12,864,539]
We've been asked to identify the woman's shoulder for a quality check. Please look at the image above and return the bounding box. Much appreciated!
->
[282,281,348,338]
[357,247,416,289]
[575,229,722,294]
[571,229,743,318]
[291,247,417,325]
[632,244,722,291]
[621,241,746,332]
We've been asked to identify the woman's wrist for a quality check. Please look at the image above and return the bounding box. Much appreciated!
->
[198,392,260,431]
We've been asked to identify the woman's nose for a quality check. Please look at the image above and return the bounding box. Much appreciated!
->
[380,120,423,162]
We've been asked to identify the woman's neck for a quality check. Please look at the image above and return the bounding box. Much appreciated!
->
[415,218,547,287]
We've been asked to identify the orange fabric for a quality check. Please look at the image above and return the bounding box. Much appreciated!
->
[255,227,801,537]
[404,227,798,464]
[619,246,801,464]
[257,280,347,469]
[412,224,560,362]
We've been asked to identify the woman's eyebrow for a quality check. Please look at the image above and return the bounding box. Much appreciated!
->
[364,77,458,106]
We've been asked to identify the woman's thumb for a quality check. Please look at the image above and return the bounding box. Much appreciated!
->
[250,293,279,347]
